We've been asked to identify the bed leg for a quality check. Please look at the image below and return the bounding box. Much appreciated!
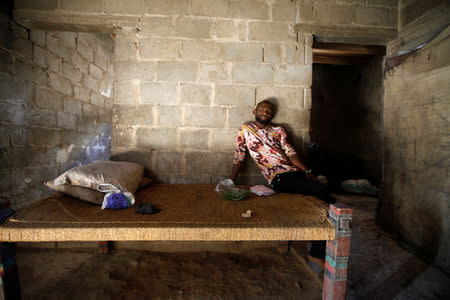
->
[97,241,110,255]
[0,243,21,300]
[322,203,354,300]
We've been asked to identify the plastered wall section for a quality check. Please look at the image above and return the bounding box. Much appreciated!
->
[381,27,450,271]
[0,17,114,208]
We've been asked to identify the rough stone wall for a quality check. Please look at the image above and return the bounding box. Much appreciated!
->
[0,7,114,208]
[381,26,450,270]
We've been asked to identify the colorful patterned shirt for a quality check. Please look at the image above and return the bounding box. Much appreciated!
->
[233,122,299,184]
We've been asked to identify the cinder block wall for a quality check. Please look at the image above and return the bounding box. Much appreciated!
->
[380,0,450,271]
[110,0,397,184]
[6,0,398,196]
[0,6,114,208]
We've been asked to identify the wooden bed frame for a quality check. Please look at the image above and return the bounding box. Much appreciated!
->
[0,184,353,300]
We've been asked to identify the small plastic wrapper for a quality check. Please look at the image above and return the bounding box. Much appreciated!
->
[250,185,276,196]
[215,179,250,201]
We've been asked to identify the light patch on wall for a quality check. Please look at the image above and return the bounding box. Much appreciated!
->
[56,148,69,164]
[101,85,112,98]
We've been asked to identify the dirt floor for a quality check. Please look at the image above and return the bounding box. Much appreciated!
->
[15,193,450,299]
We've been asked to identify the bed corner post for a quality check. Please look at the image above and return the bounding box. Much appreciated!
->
[323,203,354,300]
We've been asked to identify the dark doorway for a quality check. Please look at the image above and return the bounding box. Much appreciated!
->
[309,42,385,191]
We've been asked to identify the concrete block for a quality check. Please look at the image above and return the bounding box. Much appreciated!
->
[77,40,94,62]
[248,22,291,42]
[136,128,177,150]
[273,64,312,86]
[33,46,47,69]
[89,63,104,80]
[60,0,102,12]
[140,38,180,60]
[157,61,199,82]
[105,0,146,15]
[231,0,270,20]
[181,40,224,62]
[113,105,153,126]
[199,63,230,82]
[191,0,230,18]
[111,149,152,171]
[139,16,172,38]
[367,0,397,6]
[314,2,353,25]
[263,43,282,64]
[185,151,233,175]
[52,31,76,48]
[114,61,155,81]
[30,30,46,47]
[62,62,82,83]
[0,126,11,146]
[174,18,212,39]
[63,97,83,115]
[228,107,254,129]
[285,43,305,64]
[152,151,184,174]
[114,35,138,61]
[82,103,98,119]
[355,6,390,26]
[157,105,183,127]
[215,85,255,106]
[304,88,311,109]
[272,0,297,22]
[30,128,60,146]
[25,108,57,127]
[82,75,98,92]
[179,129,210,150]
[74,85,91,103]
[211,129,237,151]
[145,0,188,15]
[35,86,63,111]
[114,81,141,105]
[232,63,272,84]
[272,108,310,128]
[172,175,210,184]
[184,106,226,128]
[16,0,58,9]
[90,92,105,107]
[214,20,245,40]
[141,82,177,105]
[304,44,312,65]
[224,42,262,63]
[71,52,88,74]
[57,111,77,129]
[256,86,304,110]
[94,48,110,72]
[180,83,211,106]
[298,1,314,23]
[47,34,71,62]
[112,127,136,148]
[49,73,72,96]
[31,66,49,86]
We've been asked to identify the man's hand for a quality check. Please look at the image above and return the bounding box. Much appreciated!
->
[231,162,242,183]
[305,172,317,181]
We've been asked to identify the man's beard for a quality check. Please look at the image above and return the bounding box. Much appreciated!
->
[256,116,271,125]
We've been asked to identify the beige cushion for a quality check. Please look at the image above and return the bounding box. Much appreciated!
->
[46,160,145,205]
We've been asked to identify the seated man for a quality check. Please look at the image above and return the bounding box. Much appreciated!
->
[231,99,329,201]
[230,99,332,269]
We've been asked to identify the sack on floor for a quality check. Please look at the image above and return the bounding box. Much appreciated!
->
[340,179,379,195]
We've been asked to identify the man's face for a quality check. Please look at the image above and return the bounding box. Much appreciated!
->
[254,102,274,125]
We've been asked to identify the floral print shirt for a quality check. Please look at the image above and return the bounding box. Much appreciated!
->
[233,122,299,184]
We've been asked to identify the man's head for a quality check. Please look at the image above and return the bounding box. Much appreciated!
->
[253,100,274,125]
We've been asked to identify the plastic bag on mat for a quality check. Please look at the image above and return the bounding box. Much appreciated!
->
[340,179,379,195]
[98,183,136,209]
[215,179,250,201]
[250,185,276,196]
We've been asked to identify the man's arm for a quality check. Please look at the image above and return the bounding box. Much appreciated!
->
[231,126,247,183]
[288,154,315,180]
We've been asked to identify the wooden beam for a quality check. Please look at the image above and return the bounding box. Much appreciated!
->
[312,43,386,56]
[313,55,372,66]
